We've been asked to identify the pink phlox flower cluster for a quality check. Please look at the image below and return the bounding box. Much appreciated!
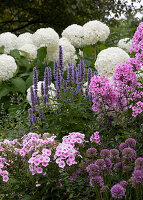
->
[130,22,143,64]
[54,132,85,168]
[90,131,101,145]
[131,101,143,117]
[0,156,9,182]
[89,75,120,112]
[28,148,51,175]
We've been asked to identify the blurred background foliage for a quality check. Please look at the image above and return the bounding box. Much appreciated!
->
[0,0,142,35]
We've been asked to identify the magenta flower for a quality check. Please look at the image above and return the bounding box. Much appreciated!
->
[111,184,125,199]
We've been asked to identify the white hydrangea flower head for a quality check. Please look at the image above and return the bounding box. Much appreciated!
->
[0,54,17,82]
[17,32,33,48]
[0,32,18,54]
[27,82,57,108]
[95,47,130,78]
[83,20,110,45]
[46,37,76,69]
[62,24,84,48]
[32,28,59,50]
[19,44,37,60]
[117,38,132,53]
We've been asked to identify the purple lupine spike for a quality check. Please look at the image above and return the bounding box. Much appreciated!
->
[72,65,77,83]
[89,92,92,101]
[87,68,93,86]
[80,60,85,81]
[30,86,36,108]
[56,86,61,100]
[85,87,89,98]
[39,110,44,119]
[67,65,73,83]
[43,94,48,104]
[44,67,51,95]
[73,89,77,99]
[93,71,98,76]
[48,67,52,85]
[41,82,44,96]
[32,114,37,124]
[54,61,58,79]
[28,108,33,127]
[77,82,83,95]
[55,69,63,89]
[59,45,64,72]
[63,79,67,90]
[33,67,38,95]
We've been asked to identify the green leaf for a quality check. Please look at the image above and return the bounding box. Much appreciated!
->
[26,72,33,88]
[0,45,5,54]
[36,47,47,62]
[0,87,10,99]
[11,77,26,93]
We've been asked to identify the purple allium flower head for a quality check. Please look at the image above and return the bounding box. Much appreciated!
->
[100,185,109,193]
[86,148,97,157]
[100,149,110,159]
[122,147,136,162]
[58,45,63,72]
[123,165,132,173]
[120,181,128,188]
[110,149,119,157]
[86,163,100,176]
[95,159,106,170]
[104,158,113,170]
[135,157,143,170]
[33,67,38,95]
[130,169,143,187]
[119,143,128,152]
[87,68,93,86]
[125,138,136,148]
[111,184,125,199]
[113,162,122,172]
[89,176,104,187]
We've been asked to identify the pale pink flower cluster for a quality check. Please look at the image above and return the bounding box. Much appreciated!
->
[54,132,85,168]
[0,156,9,182]
[90,131,101,145]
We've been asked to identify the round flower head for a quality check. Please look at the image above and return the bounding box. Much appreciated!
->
[122,147,136,162]
[0,54,17,82]
[62,24,84,48]
[27,81,56,107]
[83,20,110,45]
[0,32,18,53]
[95,159,106,170]
[135,157,143,170]
[95,47,130,78]
[32,28,59,50]
[86,148,97,157]
[17,32,33,48]
[86,163,100,176]
[125,138,136,148]
[130,169,143,187]
[46,37,76,69]
[118,38,132,52]
[119,143,128,152]
[19,44,37,60]
[90,176,104,187]
[100,149,110,159]
[111,184,125,199]
[120,180,128,188]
